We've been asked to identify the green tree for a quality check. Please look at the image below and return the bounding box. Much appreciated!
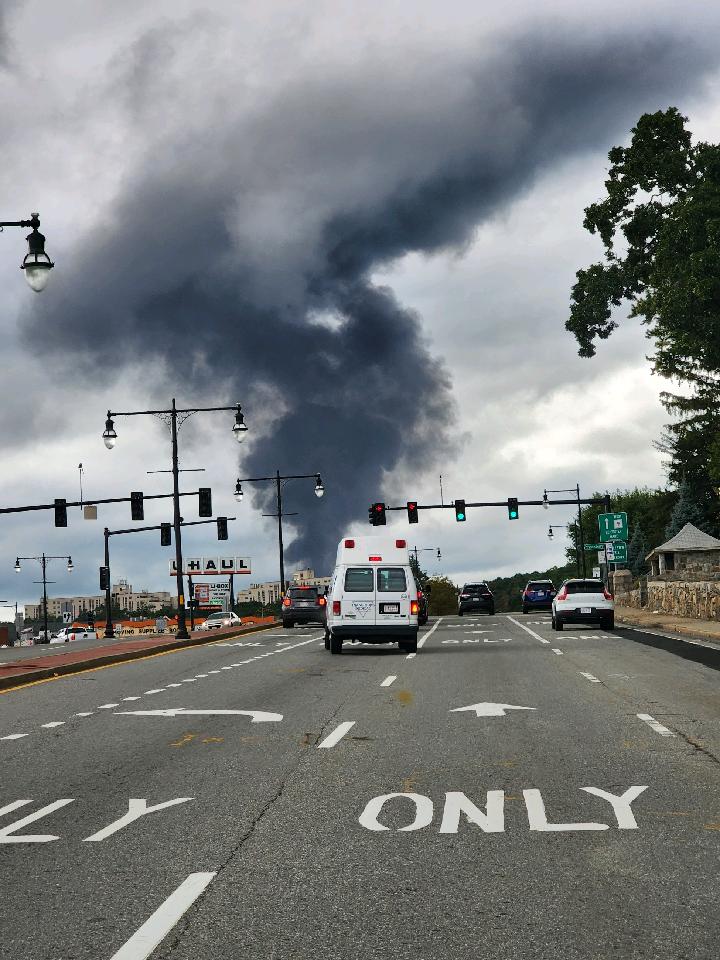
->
[627,522,650,578]
[409,556,428,590]
[664,478,706,539]
[567,108,720,527]
[425,576,458,615]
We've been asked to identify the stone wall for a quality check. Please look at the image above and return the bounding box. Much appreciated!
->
[645,578,720,620]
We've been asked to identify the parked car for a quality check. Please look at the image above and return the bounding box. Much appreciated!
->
[282,585,327,628]
[51,625,98,643]
[458,583,495,616]
[197,611,243,631]
[551,579,614,631]
[521,580,556,613]
[324,536,419,654]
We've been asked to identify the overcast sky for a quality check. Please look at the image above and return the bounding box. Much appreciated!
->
[2,0,720,617]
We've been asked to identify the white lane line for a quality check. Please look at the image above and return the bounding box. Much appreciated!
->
[580,671,601,683]
[637,713,675,737]
[221,666,233,671]
[41,721,65,728]
[418,617,443,649]
[98,703,119,709]
[195,674,208,678]
[506,616,550,644]
[75,712,94,717]
[181,678,197,682]
[144,689,165,695]
[380,675,397,687]
[108,871,216,960]
[208,670,221,674]
[551,648,563,655]
[122,697,141,701]
[317,721,356,749]
[166,684,182,688]
[406,652,416,659]
[1,733,29,741]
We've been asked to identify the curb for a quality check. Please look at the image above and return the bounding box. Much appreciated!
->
[616,618,720,672]
[0,621,279,693]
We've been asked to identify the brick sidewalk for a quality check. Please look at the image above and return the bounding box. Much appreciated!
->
[0,621,278,691]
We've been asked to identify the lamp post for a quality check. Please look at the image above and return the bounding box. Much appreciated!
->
[410,546,442,564]
[543,485,587,577]
[0,213,54,291]
[235,472,324,590]
[102,399,247,640]
[15,554,73,643]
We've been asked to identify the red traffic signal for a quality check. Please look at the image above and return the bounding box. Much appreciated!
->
[407,501,419,523]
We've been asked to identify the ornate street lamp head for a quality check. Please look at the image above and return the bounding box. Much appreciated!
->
[67,557,73,572]
[314,474,325,498]
[232,405,248,443]
[14,558,21,572]
[548,526,554,539]
[20,215,54,292]
[234,479,243,502]
[103,414,117,450]
[542,492,549,510]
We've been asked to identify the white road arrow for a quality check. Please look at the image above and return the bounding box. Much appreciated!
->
[115,708,282,723]
[450,702,536,717]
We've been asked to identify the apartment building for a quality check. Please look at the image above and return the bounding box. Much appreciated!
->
[25,579,176,621]
[235,569,330,606]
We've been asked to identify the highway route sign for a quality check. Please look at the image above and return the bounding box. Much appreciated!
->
[599,512,628,542]
[605,541,627,563]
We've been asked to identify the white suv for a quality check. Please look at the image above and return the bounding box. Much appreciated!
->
[551,579,614,631]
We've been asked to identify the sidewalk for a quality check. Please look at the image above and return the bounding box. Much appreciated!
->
[0,621,279,692]
[616,604,720,650]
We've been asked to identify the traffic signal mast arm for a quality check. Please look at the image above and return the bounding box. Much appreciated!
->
[105,516,237,537]
[378,495,611,511]
[0,490,203,516]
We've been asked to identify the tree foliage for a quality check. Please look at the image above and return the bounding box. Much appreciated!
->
[664,477,705,539]
[568,108,720,525]
[425,576,458,615]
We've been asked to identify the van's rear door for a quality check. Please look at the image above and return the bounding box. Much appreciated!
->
[376,566,410,626]
[342,566,377,626]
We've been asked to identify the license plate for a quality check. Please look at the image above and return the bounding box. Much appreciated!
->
[381,603,399,614]
[581,607,592,614]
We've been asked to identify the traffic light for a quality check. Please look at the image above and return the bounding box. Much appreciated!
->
[217,516,228,540]
[507,497,519,520]
[198,487,212,517]
[131,491,144,521]
[407,501,419,524]
[369,502,386,526]
[160,522,172,546]
[454,499,466,522]
[54,498,67,527]
[99,566,109,590]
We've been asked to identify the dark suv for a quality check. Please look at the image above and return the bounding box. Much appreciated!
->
[458,583,495,616]
[282,586,327,628]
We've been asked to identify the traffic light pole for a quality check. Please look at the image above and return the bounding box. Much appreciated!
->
[379,495,611,513]
[101,517,236,638]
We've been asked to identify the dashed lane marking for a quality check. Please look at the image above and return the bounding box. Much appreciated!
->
[551,649,563,655]
[637,713,675,737]
[41,722,65,729]
[380,676,397,687]
[580,672,601,683]
[144,689,165,695]
[108,872,217,960]
[0,733,28,740]
[506,616,550,644]
[98,703,119,709]
[317,721,356,749]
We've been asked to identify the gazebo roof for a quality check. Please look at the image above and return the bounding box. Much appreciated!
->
[648,523,720,558]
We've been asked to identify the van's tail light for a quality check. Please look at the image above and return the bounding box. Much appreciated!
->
[332,600,341,615]
[603,589,614,600]
[318,596,327,606]
[395,539,406,548]
[282,598,291,607]
[556,588,568,601]
[410,600,419,615]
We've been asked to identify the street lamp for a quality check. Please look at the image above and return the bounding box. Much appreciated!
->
[232,405,248,443]
[102,398,247,639]
[14,553,73,643]
[234,480,243,502]
[542,493,549,510]
[544,485,586,577]
[0,213,54,292]
[548,525,568,540]
[103,415,117,449]
[236,470,326,590]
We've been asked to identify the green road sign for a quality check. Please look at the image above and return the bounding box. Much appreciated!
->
[585,543,603,550]
[604,541,627,563]
[598,512,628,542]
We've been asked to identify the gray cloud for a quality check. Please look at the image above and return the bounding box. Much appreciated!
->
[20,22,718,569]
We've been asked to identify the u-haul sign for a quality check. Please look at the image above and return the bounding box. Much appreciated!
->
[170,557,251,576]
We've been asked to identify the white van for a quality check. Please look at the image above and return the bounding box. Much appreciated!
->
[324,535,419,654]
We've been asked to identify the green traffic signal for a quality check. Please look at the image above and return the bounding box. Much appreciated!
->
[507,497,519,520]
[454,499,466,522]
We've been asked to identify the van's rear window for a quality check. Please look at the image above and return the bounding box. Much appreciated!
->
[377,568,407,592]
[566,581,604,594]
[344,568,374,592]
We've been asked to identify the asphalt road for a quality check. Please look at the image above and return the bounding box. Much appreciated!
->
[0,615,718,959]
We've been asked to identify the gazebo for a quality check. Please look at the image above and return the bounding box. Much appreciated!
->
[646,523,720,577]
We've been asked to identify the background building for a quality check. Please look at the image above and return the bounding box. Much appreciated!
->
[24,579,176,621]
